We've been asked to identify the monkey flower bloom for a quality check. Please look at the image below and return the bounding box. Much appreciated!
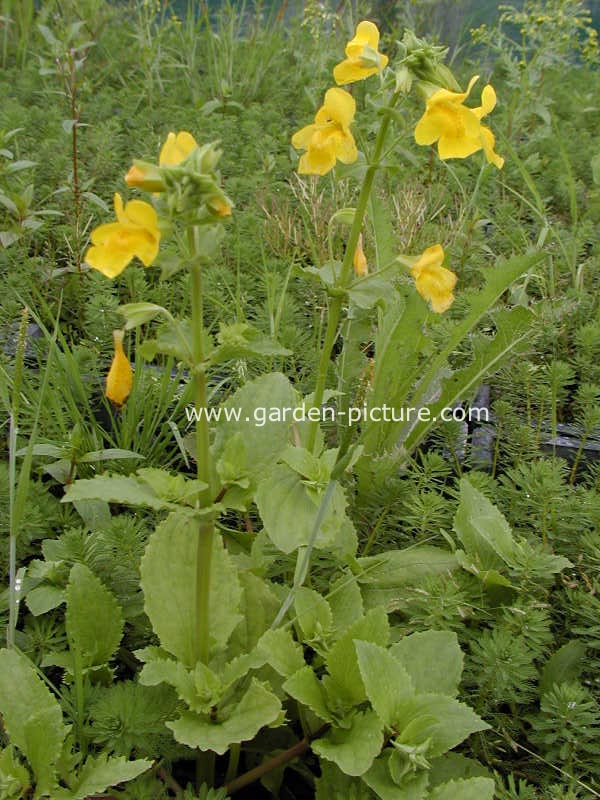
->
[333,21,389,85]
[85,193,160,278]
[414,76,504,168]
[292,88,358,176]
[410,244,457,313]
[106,330,133,406]
[159,130,198,166]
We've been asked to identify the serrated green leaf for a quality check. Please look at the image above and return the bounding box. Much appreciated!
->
[355,641,413,727]
[390,631,463,697]
[0,746,31,798]
[55,754,151,800]
[140,511,242,666]
[284,666,332,722]
[453,478,515,570]
[62,473,176,510]
[395,694,489,756]
[294,587,333,642]
[428,753,491,786]
[313,709,383,776]
[363,756,429,800]
[0,649,66,795]
[429,777,495,800]
[256,464,350,553]
[210,322,291,364]
[66,563,124,668]
[26,584,65,616]
[168,679,280,754]
[325,608,389,708]
[256,628,305,677]
[328,573,364,634]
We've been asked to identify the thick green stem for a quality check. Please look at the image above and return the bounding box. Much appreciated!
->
[190,252,216,789]
[306,93,400,453]
[190,260,214,666]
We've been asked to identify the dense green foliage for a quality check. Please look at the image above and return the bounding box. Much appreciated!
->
[1,1,599,798]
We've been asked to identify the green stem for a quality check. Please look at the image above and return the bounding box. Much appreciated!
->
[225,742,241,784]
[190,251,216,789]
[306,93,401,454]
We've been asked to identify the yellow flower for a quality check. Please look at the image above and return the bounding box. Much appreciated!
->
[85,193,160,278]
[333,20,389,84]
[208,195,233,218]
[353,234,368,277]
[410,244,457,313]
[414,76,504,168]
[106,330,133,407]
[291,88,358,176]
[159,130,198,167]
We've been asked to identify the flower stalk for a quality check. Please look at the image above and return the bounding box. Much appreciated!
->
[306,90,401,453]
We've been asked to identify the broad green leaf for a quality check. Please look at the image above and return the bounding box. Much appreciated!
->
[211,373,297,490]
[348,274,394,310]
[283,666,332,722]
[255,628,305,678]
[55,754,151,800]
[78,448,142,463]
[356,547,458,610]
[26,584,65,616]
[428,753,491,786]
[140,511,242,666]
[453,478,515,570]
[325,608,389,707]
[63,469,207,511]
[256,464,350,553]
[168,679,281,754]
[355,641,414,727]
[0,649,66,795]
[210,322,291,363]
[316,761,373,799]
[63,474,176,511]
[138,654,204,712]
[429,777,495,800]
[227,571,280,652]
[66,563,124,668]
[395,694,489,756]
[136,318,199,363]
[363,756,429,800]
[313,709,383,776]
[118,302,168,330]
[539,641,587,695]
[294,587,333,642]
[390,631,463,697]
[328,573,364,634]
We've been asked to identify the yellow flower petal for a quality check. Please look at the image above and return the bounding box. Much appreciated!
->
[85,195,161,277]
[159,130,198,166]
[319,87,356,129]
[475,84,497,118]
[106,330,133,406]
[292,88,357,176]
[334,20,388,85]
[480,126,505,169]
[410,244,457,313]
[333,60,380,85]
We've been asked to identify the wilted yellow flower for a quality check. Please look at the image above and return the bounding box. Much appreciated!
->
[353,234,368,277]
[208,195,233,218]
[410,244,457,313]
[333,20,389,85]
[85,193,160,278]
[106,330,133,406]
[291,88,358,176]
[159,130,198,167]
[414,76,504,168]
[124,161,166,192]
